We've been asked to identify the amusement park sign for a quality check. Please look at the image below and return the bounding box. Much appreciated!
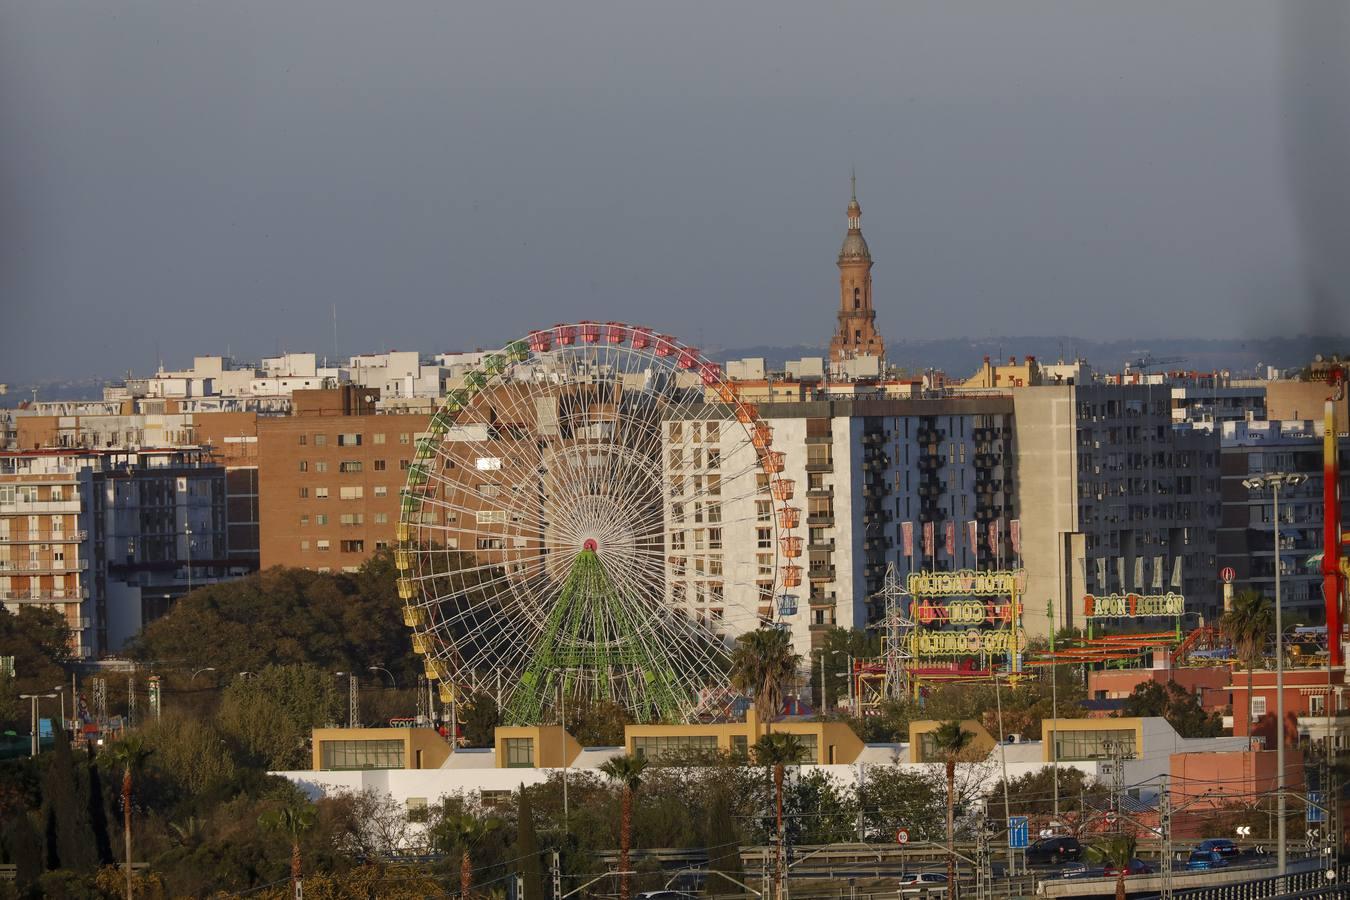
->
[915,628,1028,657]
[907,569,1026,597]
[1083,592,1185,619]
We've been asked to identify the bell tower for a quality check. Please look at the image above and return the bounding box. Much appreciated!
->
[828,173,885,369]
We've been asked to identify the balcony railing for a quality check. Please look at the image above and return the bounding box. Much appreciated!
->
[0,499,83,514]
[1,588,89,602]
[0,559,88,573]
[0,530,88,543]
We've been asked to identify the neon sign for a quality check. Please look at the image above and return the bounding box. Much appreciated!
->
[915,628,1028,657]
[1083,592,1185,619]
[914,599,1020,626]
[907,569,1026,597]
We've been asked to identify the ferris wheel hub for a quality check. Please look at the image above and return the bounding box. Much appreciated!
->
[583,538,598,551]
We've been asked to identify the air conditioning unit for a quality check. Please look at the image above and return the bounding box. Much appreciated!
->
[1005,733,1025,744]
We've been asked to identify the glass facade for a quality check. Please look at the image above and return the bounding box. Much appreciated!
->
[632,735,718,760]
[505,738,535,768]
[319,739,405,770]
[1053,728,1136,762]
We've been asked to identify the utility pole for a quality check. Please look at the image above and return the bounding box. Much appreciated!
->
[127,674,136,728]
[551,850,561,900]
[1159,784,1172,900]
[147,675,161,722]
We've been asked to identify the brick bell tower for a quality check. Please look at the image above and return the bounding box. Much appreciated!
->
[828,173,885,369]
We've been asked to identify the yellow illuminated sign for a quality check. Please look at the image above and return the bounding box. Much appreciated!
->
[907,569,1026,597]
[914,628,1028,657]
[1083,592,1185,618]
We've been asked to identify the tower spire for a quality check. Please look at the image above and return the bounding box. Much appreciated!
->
[851,166,857,202]
[829,175,884,370]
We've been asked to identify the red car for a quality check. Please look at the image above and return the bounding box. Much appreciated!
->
[1102,859,1154,877]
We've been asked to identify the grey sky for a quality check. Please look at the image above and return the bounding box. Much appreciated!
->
[2,1,1347,382]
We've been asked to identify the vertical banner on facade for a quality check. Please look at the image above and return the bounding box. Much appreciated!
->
[1010,519,1021,556]
[1153,555,1165,590]
[1134,557,1144,590]
[1115,558,1126,591]
[967,520,978,560]
[987,520,998,554]
[945,520,955,557]
[923,521,935,559]
[1171,556,1184,588]
[902,521,914,558]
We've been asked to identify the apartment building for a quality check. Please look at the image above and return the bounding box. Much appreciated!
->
[0,448,228,656]
[1217,419,1350,625]
[1015,383,1222,636]
[257,388,428,570]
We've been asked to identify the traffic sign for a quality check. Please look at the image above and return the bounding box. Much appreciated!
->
[1308,791,1327,823]
[1008,816,1029,849]
[895,828,910,845]
[1221,567,1235,584]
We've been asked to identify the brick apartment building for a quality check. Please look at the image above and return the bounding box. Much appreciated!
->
[258,388,429,570]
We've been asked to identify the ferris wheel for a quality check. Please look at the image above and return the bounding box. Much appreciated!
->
[395,322,803,724]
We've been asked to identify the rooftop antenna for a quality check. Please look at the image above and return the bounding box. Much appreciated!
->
[850,166,857,201]
[332,304,339,366]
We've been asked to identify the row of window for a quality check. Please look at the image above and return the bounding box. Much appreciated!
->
[299,513,390,526]
[297,486,386,499]
[298,539,366,552]
[297,460,388,473]
[299,433,412,447]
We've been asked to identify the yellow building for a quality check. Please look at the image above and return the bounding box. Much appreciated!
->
[310,727,452,771]
[907,719,996,763]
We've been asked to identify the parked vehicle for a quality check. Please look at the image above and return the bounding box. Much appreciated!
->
[1102,858,1154,877]
[1195,838,1240,859]
[1026,836,1083,865]
[897,872,948,895]
[1186,850,1230,870]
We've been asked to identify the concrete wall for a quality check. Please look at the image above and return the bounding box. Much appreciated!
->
[1012,387,1079,635]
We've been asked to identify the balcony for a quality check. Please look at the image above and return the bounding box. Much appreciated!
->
[805,434,834,445]
[0,559,89,574]
[918,457,944,472]
[0,499,83,514]
[808,566,837,581]
[0,530,88,543]
[806,513,836,527]
[805,485,834,498]
[805,460,834,474]
[1,588,89,602]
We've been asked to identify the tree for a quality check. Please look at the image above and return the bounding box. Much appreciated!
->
[101,736,153,900]
[785,768,856,844]
[460,692,500,748]
[0,605,70,730]
[1222,590,1273,748]
[516,784,544,900]
[808,627,878,713]
[217,664,340,769]
[752,732,803,900]
[566,699,633,748]
[599,753,648,900]
[40,727,100,873]
[703,787,744,897]
[858,764,946,842]
[434,812,501,899]
[1086,833,1137,900]
[1119,681,1222,738]
[258,801,317,900]
[730,628,801,731]
[930,721,974,890]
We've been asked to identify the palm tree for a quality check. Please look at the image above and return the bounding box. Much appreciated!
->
[258,802,317,899]
[930,721,974,891]
[434,812,501,899]
[1085,833,1138,900]
[752,732,804,900]
[1222,589,1273,749]
[599,753,649,900]
[730,627,801,733]
[100,737,153,900]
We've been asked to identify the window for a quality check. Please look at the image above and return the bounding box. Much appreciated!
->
[339,513,364,525]
[400,459,411,471]
[314,434,327,446]
[338,433,362,446]
[298,487,309,499]
[373,513,388,524]
[756,500,772,522]
[1310,695,1325,716]
[399,433,410,444]
[300,515,309,527]
[341,540,365,553]
[631,735,718,760]
[315,514,328,525]
[853,287,861,309]
[320,739,404,770]
[406,797,428,822]
[1052,728,1136,762]
[374,486,388,497]
[373,433,386,445]
[339,461,363,473]
[479,789,512,810]
[314,461,329,473]
[315,487,329,499]
[757,527,772,549]
[477,537,505,550]
[1251,697,1267,719]
[298,461,308,472]
[374,459,387,471]
[731,735,749,757]
[504,738,534,767]
[316,539,331,551]
[298,434,307,445]
[300,540,310,551]
[339,486,364,500]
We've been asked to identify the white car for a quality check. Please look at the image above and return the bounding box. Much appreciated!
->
[897,872,948,895]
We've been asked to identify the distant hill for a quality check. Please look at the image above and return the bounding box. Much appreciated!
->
[708,335,1350,380]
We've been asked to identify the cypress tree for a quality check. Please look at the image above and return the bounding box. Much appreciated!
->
[5,812,43,892]
[703,788,743,897]
[84,746,115,864]
[39,728,98,872]
[516,783,545,900]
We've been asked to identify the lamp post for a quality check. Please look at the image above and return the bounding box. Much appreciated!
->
[335,671,359,728]
[184,525,194,594]
[52,685,66,737]
[1243,470,1307,881]
[367,665,397,688]
[19,693,58,756]
[190,666,216,685]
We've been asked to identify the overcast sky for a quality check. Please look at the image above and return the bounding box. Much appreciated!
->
[2,2,1347,382]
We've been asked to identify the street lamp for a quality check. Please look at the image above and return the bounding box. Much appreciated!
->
[19,693,58,756]
[190,666,217,685]
[334,671,358,728]
[1243,470,1307,881]
[367,665,397,688]
[184,525,194,593]
[52,685,66,736]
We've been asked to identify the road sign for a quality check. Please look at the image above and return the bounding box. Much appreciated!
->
[1236,825,1251,837]
[895,828,910,845]
[1221,567,1235,584]
[1008,816,1029,849]
[1309,791,1327,823]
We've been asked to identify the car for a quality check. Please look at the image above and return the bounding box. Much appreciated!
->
[897,872,948,895]
[1102,858,1154,877]
[1186,850,1230,870]
[1026,836,1083,865]
[1056,863,1097,879]
[1195,838,1240,859]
